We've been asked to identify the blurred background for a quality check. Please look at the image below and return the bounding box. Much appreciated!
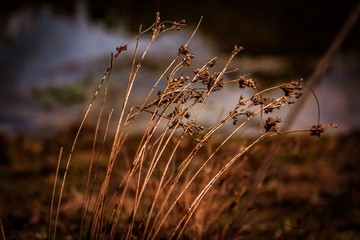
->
[0,1,360,239]
[0,0,359,136]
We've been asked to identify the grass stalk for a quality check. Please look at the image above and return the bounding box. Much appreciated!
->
[47,147,62,240]
[48,12,338,239]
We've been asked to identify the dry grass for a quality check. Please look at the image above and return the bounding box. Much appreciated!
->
[45,13,337,240]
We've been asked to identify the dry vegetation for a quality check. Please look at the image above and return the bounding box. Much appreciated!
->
[2,13,354,240]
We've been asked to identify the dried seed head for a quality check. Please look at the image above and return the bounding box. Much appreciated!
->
[193,68,201,74]
[115,45,127,57]
[184,120,204,137]
[328,122,338,128]
[190,90,204,103]
[182,57,192,66]
[250,95,264,106]
[207,59,217,68]
[279,79,303,96]
[232,45,244,56]
[237,76,256,89]
[237,95,246,106]
[155,12,161,23]
[233,118,238,125]
[310,124,325,137]
[243,110,254,118]
[264,117,282,133]
[179,45,190,55]
[208,77,224,91]
[171,19,186,30]
[230,110,238,125]
[233,95,246,111]
[168,75,190,90]
[263,97,280,113]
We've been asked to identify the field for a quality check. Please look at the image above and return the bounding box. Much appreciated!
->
[1,129,359,239]
[1,13,359,240]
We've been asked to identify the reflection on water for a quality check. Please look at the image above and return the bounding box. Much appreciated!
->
[0,2,217,135]
[0,2,358,136]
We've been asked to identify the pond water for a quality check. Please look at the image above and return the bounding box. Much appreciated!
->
[0,2,358,136]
